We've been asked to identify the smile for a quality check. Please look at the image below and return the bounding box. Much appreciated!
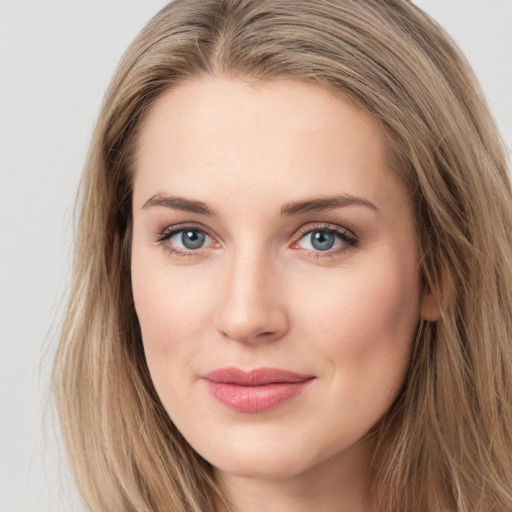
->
[201,367,315,413]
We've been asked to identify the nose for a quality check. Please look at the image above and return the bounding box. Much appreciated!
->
[214,250,289,344]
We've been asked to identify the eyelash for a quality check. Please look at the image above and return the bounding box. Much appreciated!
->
[156,223,217,258]
[293,223,358,259]
[155,222,359,259]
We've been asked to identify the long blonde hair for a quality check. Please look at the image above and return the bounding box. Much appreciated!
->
[53,1,512,511]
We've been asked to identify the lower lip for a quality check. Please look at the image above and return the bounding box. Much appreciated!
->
[203,380,313,413]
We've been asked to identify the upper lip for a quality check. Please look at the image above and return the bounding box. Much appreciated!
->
[202,367,315,386]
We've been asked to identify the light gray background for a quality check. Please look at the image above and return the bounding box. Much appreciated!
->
[0,1,511,511]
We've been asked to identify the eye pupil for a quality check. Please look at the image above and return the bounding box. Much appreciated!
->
[182,230,205,249]
[311,231,335,251]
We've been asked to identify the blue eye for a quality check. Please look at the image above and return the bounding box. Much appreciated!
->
[310,231,335,251]
[165,229,212,250]
[181,230,206,249]
[297,227,356,253]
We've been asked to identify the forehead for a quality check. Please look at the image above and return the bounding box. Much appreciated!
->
[133,77,401,211]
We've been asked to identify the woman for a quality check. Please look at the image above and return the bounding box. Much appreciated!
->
[53,1,512,511]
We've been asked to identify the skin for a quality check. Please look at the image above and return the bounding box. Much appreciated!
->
[131,77,438,512]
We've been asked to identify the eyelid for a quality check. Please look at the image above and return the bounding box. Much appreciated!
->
[156,222,217,243]
[291,222,359,255]
[155,222,220,257]
[155,221,358,258]
[293,222,357,241]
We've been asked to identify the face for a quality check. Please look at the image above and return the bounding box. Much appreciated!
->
[131,78,430,482]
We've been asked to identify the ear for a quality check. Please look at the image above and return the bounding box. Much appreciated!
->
[420,289,441,322]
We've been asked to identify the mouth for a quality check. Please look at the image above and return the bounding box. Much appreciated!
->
[201,367,315,413]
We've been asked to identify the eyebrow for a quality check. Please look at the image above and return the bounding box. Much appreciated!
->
[142,194,216,215]
[280,195,378,216]
[141,193,378,216]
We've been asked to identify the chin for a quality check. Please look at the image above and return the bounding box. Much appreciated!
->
[211,450,311,480]
[196,425,362,481]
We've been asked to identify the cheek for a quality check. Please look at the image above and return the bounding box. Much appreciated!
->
[135,281,206,345]
[131,247,215,383]
[345,269,420,351]
[306,248,420,343]
[131,266,214,425]
[293,252,421,402]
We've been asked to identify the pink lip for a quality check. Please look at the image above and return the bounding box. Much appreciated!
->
[202,367,315,413]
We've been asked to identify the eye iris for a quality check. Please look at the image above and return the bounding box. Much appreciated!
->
[181,230,205,249]
[311,231,335,251]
